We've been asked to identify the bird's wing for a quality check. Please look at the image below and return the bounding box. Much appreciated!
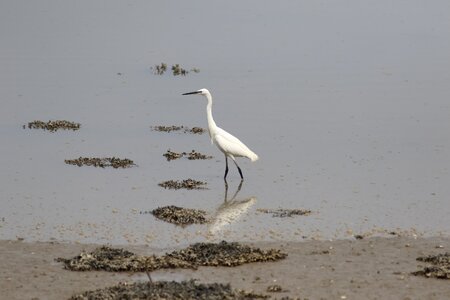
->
[214,127,256,159]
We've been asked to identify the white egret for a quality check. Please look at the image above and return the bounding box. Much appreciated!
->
[182,88,259,180]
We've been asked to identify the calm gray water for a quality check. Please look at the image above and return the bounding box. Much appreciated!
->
[1,1,449,246]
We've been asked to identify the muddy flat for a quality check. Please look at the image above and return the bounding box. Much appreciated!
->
[2,2,450,300]
[1,236,450,299]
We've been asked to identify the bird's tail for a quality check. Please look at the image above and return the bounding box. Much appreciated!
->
[248,151,259,162]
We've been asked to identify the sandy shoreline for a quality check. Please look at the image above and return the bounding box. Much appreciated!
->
[1,236,449,299]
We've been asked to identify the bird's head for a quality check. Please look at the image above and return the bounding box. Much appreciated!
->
[182,88,210,96]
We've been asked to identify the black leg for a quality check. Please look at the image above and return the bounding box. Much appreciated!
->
[233,160,244,179]
[224,156,229,180]
[237,179,243,192]
[237,166,243,179]
[223,180,229,202]
[230,179,243,200]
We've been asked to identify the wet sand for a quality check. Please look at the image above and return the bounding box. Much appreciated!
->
[1,236,449,299]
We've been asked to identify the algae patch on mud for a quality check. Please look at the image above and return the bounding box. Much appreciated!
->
[56,241,287,272]
[65,157,135,168]
[158,179,207,190]
[153,62,168,75]
[412,252,450,279]
[166,241,287,267]
[150,205,209,226]
[152,62,200,76]
[163,149,184,161]
[257,208,312,218]
[151,125,205,134]
[56,246,193,272]
[69,280,267,300]
[186,150,212,160]
[266,284,285,293]
[26,120,81,131]
[163,149,213,161]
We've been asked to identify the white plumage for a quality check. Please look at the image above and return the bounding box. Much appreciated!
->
[214,128,259,162]
[182,88,259,179]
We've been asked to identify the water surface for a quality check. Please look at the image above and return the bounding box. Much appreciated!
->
[1,1,449,246]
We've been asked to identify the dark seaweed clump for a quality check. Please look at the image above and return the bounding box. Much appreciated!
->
[151,125,205,134]
[153,62,167,75]
[65,157,135,168]
[158,179,207,190]
[187,150,212,160]
[26,120,80,131]
[70,280,267,300]
[171,64,189,76]
[152,125,183,132]
[189,126,204,134]
[166,241,287,267]
[163,149,212,161]
[266,284,284,293]
[57,241,287,272]
[56,246,193,272]
[151,205,208,226]
[257,208,312,218]
[163,150,184,161]
[412,252,450,279]
[152,63,200,76]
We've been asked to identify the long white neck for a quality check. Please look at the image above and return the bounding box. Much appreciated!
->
[205,92,218,137]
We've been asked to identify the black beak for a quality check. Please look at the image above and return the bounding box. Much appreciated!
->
[182,91,201,95]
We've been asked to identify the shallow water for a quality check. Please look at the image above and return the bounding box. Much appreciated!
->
[1,1,449,246]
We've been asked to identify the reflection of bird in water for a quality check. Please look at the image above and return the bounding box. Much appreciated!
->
[182,88,259,180]
[209,180,257,234]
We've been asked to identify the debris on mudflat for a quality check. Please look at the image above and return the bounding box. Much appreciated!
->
[151,125,205,134]
[26,120,80,131]
[65,157,135,168]
[412,252,450,279]
[189,126,205,134]
[172,64,188,76]
[56,246,192,272]
[163,149,212,161]
[257,208,312,218]
[57,241,287,272]
[166,241,287,267]
[266,284,284,293]
[153,62,167,75]
[150,205,208,226]
[152,125,183,132]
[309,250,330,255]
[163,150,184,161]
[187,150,212,160]
[158,179,207,190]
[69,280,267,300]
[151,63,200,76]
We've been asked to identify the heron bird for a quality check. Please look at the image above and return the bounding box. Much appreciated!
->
[182,88,259,180]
